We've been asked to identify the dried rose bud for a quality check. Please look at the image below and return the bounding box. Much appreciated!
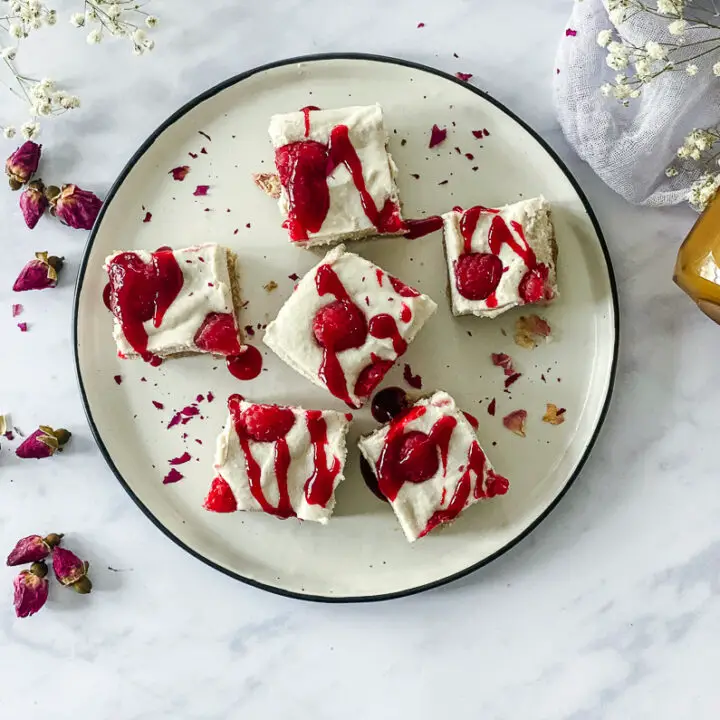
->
[6,533,62,566]
[52,546,92,594]
[13,564,49,618]
[49,184,102,230]
[5,141,41,190]
[12,251,63,292]
[15,425,71,459]
[19,180,48,229]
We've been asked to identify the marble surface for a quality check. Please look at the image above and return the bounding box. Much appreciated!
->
[1,1,718,718]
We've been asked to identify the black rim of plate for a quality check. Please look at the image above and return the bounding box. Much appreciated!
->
[73,52,620,603]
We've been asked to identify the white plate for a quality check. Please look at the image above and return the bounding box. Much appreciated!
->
[74,54,618,601]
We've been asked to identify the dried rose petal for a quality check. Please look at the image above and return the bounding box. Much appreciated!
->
[543,403,566,426]
[403,363,422,389]
[504,372,522,388]
[417,21,425,28]
[491,352,516,377]
[514,314,552,349]
[503,410,527,437]
[193,185,209,196]
[487,399,497,416]
[50,184,103,230]
[253,172,281,199]
[16,425,71,459]
[13,252,63,292]
[169,452,191,465]
[169,165,190,181]
[163,468,183,484]
[429,124,447,149]
[13,565,49,618]
[455,72,473,81]
[6,533,62,566]
[207,391,214,403]
[6,141,41,190]
[566,28,577,36]
[17,322,27,332]
[471,130,484,139]
[152,400,164,410]
[52,546,92,593]
[12,303,22,317]
[19,180,48,229]
[143,211,152,223]
[264,280,278,292]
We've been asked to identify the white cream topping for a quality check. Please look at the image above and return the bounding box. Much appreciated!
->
[263,244,438,409]
[104,244,240,357]
[443,196,557,318]
[357,391,505,542]
[268,104,402,247]
[213,399,351,524]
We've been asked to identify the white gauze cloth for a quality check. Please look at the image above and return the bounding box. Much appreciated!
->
[554,0,720,206]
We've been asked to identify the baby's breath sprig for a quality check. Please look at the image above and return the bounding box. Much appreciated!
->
[597,1,720,210]
[72,1,157,55]
[0,0,57,40]
[1,1,158,139]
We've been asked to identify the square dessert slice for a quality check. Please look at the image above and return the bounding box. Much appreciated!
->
[358,391,509,542]
[442,196,557,318]
[104,243,245,364]
[263,244,437,409]
[268,104,406,247]
[206,394,351,523]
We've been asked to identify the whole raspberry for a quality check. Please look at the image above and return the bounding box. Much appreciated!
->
[519,265,549,304]
[203,477,238,513]
[312,300,367,352]
[240,404,295,442]
[454,253,503,300]
[394,431,439,483]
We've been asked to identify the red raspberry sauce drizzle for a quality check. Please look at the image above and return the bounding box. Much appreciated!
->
[228,396,295,518]
[104,250,184,365]
[314,263,423,405]
[227,345,263,380]
[419,440,508,538]
[377,408,456,502]
[455,206,548,306]
[275,115,404,241]
[300,105,320,137]
[304,410,342,506]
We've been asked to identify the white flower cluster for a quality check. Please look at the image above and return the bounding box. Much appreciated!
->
[677,129,718,161]
[0,0,56,39]
[688,172,720,212]
[71,1,157,55]
[1,1,158,140]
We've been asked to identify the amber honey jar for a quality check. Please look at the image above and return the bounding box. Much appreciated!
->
[674,192,720,323]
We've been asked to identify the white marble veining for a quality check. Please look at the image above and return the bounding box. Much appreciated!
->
[1,1,718,718]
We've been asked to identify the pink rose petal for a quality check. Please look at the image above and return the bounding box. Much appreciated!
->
[207,391,214,403]
[169,166,190,181]
[193,185,209,197]
[429,124,447,149]
[152,400,164,409]
[566,28,577,37]
[169,452,191,465]
[12,303,22,317]
[455,72,473,81]
[163,468,183,484]
[143,211,152,223]
[18,322,27,332]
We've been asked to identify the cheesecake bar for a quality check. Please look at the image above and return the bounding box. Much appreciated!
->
[442,196,557,318]
[104,243,244,364]
[206,394,351,523]
[269,104,406,247]
[358,390,509,542]
[263,244,437,409]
